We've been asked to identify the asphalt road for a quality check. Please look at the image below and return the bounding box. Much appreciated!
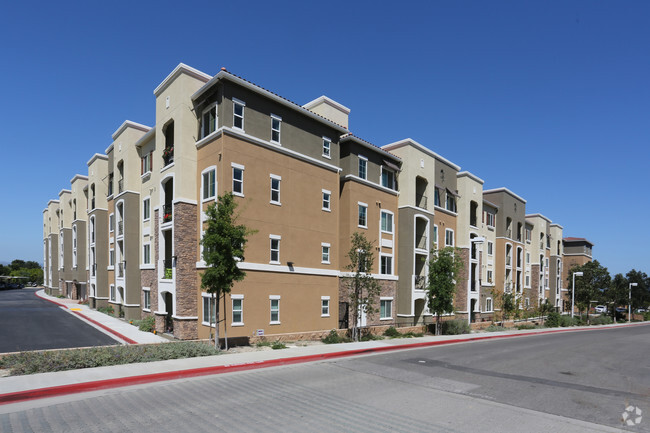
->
[1,324,648,432]
[0,288,119,353]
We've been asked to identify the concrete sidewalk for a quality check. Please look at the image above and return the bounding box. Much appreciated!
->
[1,317,647,406]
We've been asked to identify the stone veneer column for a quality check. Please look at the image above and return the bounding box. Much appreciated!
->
[454,248,470,320]
[172,202,198,339]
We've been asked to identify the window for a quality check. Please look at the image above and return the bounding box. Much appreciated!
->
[380,298,393,319]
[110,285,116,302]
[434,188,441,207]
[321,243,330,264]
[201,104,217,138]
[109,213,115,233]
[321,297,330,317]
[381,168,395,189]
[232,163,244,196]
[486,212,495,228]
[109,248,115,266]
[322,137,331,158]
[232,296,243,325]
[141,151,152,175]
[143,244,151,265]
[143,198,150,221]
[525,275,530,286]
[202,294,216,325]
[487,241,493,256]
[270,175,281,204]
[358,156,367,180]
[322,190,331,211]
[380,255,393,275]
[526,252,530,263]
[358,203,367,228]
[445,229,454,247]
[143,288,150,310]
[270,236,280,264]
[270,297,280,324]
[202,168,216,201]
[486,298,493,312]
[433,225,438,248]
[380,211,393,234]
[271,114,281,143]
[233,99,245,130]
[107,173,113,197]
[487,270,493,283]
[525,228,532,242]
[446,194,457,213]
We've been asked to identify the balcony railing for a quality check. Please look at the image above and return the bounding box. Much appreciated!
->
[118,221,123,236]
[162,204,173,223]
[163,259,173,280]
[163,147,174,166]
[414,275,427,290]
[117,262,124,278]
[415,194,427,209]
[118,179,124,193]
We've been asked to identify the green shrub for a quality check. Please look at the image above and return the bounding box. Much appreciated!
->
[441,319,470,335]
[256,340,271,347]
[559,315,578,327]
[485,324,502,332]
[515,323,537,330]
[643,312,650,321]
[98,306,115,316]
[360,333,384,341]
[546,312,560,327]
[138,316,155,332]
[0,342,221,376]
[321,329,350,344]
[271,341,287,350]
[591,315,613,325]
[383,326,401,338]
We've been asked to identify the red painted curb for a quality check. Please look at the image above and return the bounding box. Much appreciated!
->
[34,291,138,345]
[1,321,647,406]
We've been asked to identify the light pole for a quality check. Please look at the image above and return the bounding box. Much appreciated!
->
[571,271,583,318]
[468,236,485,325]
[629,282,637,323]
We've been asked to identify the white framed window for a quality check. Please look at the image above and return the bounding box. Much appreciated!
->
[271,114,281,143]
[380,298,393,320]
[322,189,331,211]
[270,235,281,264]
[202,293,216,326]
[109,213,115,233]
[232,295,244,325]
[445,229,454,247]
[322,137,331,158]
[321,243,331,264]
[486,298,493,312]
[358,155,367,180]
[109,248,115,267]
[487,269,493,283]
[486,212,495,228]
[446,194,457,213]
[143,287,150,311]
[525,275,530,286]
[202,167,216,201]
[380,255,393,275]
[233,98,245,130]
[321,296,330,317]
[110,284,116,302]
[487,241,493,256]
[433,225,439,248]
[201,103,217,138]
[526,252,530,263]
[270,296,280,324]
[270,174,281,205]
[358,202,368,228]
[143,198,150,221]
[141,151,152,175]
[380,210,393,234]
[232,163,244,197]
[381,167,395,189]
[143,243,151,265]
[545,258,549,268]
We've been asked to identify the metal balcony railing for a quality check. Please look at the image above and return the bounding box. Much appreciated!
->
[414,275,427,290]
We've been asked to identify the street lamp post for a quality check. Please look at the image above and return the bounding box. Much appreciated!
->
[629,282,638,323]
[571,271,583,318]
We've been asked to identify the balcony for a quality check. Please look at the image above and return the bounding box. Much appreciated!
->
[91,263,96,277]
[91,198,95,209]
[162,204,173,223]
[506,229,512,238]
[163,147,174,167]
[117,221,123,236]
[415,194,427,210]
[506,256,512,267]
[416,235,428,250]
[118,179,124,193]
[117,262,124,278]
[414,275,427,290]
[163,259,173,280]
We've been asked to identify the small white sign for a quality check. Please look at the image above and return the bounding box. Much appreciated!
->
[256,329,264,336]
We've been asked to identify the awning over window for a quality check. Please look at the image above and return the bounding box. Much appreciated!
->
[446,188,460,197]
[382,159,400,172]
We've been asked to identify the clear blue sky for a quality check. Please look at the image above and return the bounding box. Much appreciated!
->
[1,1,647,276]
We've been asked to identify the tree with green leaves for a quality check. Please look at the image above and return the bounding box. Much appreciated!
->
[343,232,381,341]
[626,269,650,310]
[426,246,464,335]
[491,286,518,327]
[566,260,611,319]
[200,193,252,350]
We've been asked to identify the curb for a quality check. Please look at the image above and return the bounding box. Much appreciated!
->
[34,291,138,345]
[1,321,647,406]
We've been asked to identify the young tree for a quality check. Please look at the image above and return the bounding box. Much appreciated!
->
[200,193,252,350]
[566,260,611,319]
[426,247,464,335]
[343,232,381,341]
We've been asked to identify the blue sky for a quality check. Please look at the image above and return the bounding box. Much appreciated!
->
[0,1,647,276]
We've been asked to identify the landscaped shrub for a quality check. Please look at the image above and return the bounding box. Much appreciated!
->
[321,329,350,344]
[643,312,650,321]
[383,326,401,338]
[515,323,538,330]
[559,315,577,327]
[0,342,221,376]
[98,306,115,316]
[591,315,613,325]
[271,341,287,350]
[138,316,155,332]
[360,333,384,341]
[441,319,470,335]
[484,324,502,332]
[546,312,560,327]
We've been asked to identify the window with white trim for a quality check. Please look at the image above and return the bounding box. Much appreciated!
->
[321,296,330,317]
[143,288,150,310]
[232,295,243,325]
[322,189,331,211]
[202,293,216,326]
[486,298,493,312]
[271,114,281,143]
[202,168,216,201]
[201,104,217,138]
[270,175,281,205]
[380,211,393,234]
[270,296,280,324]
[381,167,395,189]
[358,203,367,228]
[109,248,115,267]
[110,284,116,302]
[232,163,244,197]
[525,275,530,286]
[487,241,493,256]
[270,235,280,264]
[445,229,454,247]
[380,255,393,275]
[487,269,493,283]
[109,213,114,233]
[141,151,152,175]
[143,243,151,265]
[380,298,393,319]
[143,198,150,221]
[233,99,245,130]
[433,225,438,248]
[486,211,495,228]
[446,194,457,213]
[321,243,330,264]
[322,137,331,158]
[358,156,367,180]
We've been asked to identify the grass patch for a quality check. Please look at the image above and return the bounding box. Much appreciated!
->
[0,342,220,376]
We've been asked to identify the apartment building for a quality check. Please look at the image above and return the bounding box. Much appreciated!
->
[525,214,551,307]
[562,237,594,286]
[549,223,564,311]
[57,189,73,298]
[87,153,110,309]
[68,175,89,300]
